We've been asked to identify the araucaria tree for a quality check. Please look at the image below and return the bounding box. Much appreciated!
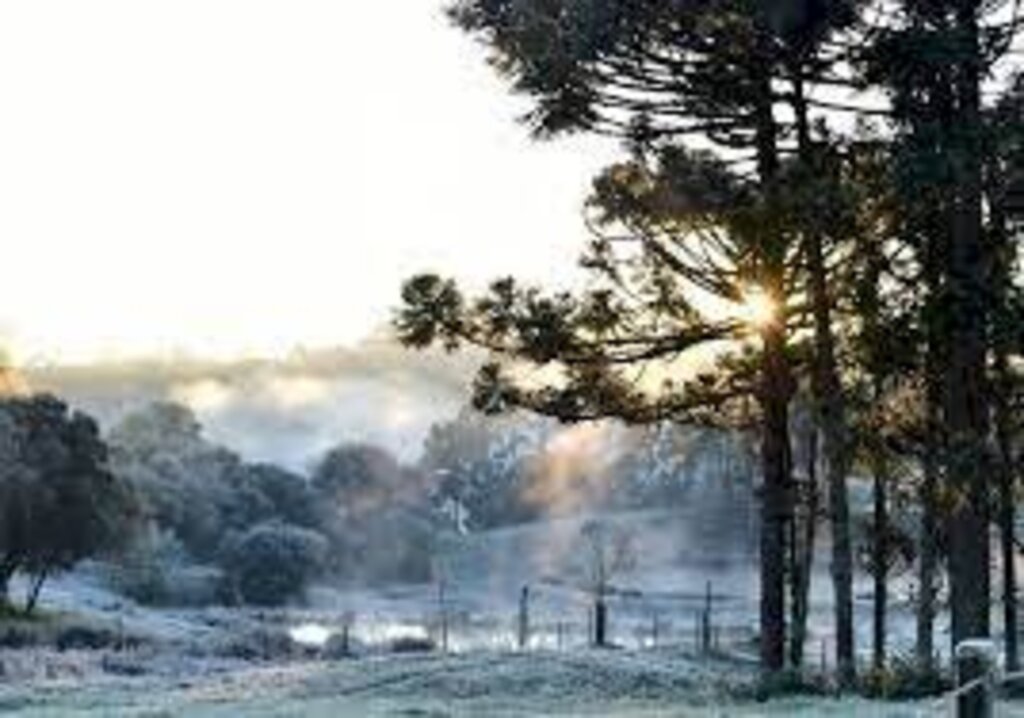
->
[397,0,1023,679]
[398,0,868,675]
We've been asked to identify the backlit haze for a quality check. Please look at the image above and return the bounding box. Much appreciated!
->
[0,0,616,367]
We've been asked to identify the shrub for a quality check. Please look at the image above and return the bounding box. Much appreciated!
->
[220,522,327,607]
[0,625,39,649]
[101,652,150,676]
[55,624,119,651]
[859,654,949,700]
[105,528,185,606]
[216,627,295,661]
[389,636,437,654]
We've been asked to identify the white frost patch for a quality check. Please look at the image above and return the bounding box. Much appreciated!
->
[289,623,333,648]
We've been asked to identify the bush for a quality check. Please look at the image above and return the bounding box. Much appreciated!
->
[216,627,295,661]
[101,652,150,676]
[859,654,949,700]
[221,522,327,607]
[752,669,832,701]
[0,625,39,649]
[106,528,186,606]
[55,624,119,651]
[389,636,437,654]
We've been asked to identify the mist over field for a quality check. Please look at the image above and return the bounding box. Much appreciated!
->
[21,336,476,470]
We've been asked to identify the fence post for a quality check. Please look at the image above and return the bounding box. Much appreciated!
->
[954,639,996,718]
[693,612,700,654]
[701,581,713,655]
[594,597,608,648]
[518,585,530,651]
[438,579,449,653]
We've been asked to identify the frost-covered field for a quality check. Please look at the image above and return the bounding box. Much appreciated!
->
[0,648,991,717]
[0,510,1006,717]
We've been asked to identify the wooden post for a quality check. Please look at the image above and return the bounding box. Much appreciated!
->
[701,581,713,655]
[518,585,530,651]
[438,580,449,653]
[693,612,701,654]
[594,597,608,648]
[955,639,995,718]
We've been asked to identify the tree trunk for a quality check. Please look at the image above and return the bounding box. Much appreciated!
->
[993,212,1018,671]
[0,558,17,611]
[996,361,1018,672]
[518,585,531,651]
[752,24,791,676]
[791,72,855,685]
[789,424,818,669]
[946,1,991,652]
[760,318,792,673]
[916,380,940,672]
[916,144,951,675]
[872,456,888,671]
[23,570,48,617]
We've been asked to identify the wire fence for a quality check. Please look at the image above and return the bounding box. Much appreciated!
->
[335,578,763,659]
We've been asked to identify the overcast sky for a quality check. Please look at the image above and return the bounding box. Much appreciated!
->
[0,1,616,366]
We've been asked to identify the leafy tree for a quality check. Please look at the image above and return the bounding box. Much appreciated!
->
[312,442,439,583]
[576,519,635,648]
[221,521,327,606]
[108,402,242,561]
[313,443,414,513]
[230,463,319,530]
[420,409,545,529]
[0,395,137,614]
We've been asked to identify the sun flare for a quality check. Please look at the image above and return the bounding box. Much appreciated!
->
[738,287,777,329]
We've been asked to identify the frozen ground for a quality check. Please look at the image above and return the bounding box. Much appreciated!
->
[0,647,997,717]
[0,508,1005,717]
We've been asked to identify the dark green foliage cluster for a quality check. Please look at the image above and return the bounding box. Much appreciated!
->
[107,402,441,606]
[220,522,327,606]
[0,394,138,614]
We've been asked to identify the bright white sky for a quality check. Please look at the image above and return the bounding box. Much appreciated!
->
[0,1,616,366]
